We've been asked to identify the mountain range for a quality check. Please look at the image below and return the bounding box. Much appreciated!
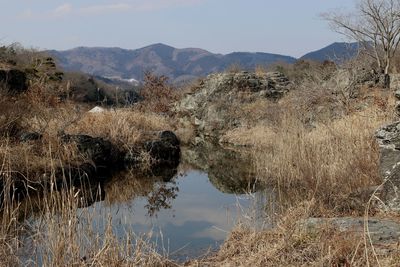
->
[300,42,360,63]
[49,42,358,84]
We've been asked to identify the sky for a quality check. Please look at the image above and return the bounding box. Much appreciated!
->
[0,0,355,58]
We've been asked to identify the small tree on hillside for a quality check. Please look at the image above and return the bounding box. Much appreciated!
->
[322,0,400,87]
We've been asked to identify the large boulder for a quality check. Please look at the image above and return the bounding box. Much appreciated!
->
[0,68,28,94]
[176,71,291,138]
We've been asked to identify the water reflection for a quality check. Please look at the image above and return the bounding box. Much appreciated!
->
[19,142,266,261]
[86,169,251,260]
[182,142,259,194]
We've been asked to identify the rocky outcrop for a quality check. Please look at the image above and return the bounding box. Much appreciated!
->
[0,68,28,94]
[176,71,291,138]
[324,68,386,98]
[376,121,400,211]
[375,91,400,211]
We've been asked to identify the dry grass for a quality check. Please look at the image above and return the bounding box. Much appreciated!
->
[0,100,173,182]
[191,201,400,267]
[223,92,393,215]
[0,146,177,266]
[1,57,399,266]
[0,98,179,266]
[66,108,172,145]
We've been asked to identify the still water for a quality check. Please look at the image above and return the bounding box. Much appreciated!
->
[21,144,269,263]
[84,169,258,261]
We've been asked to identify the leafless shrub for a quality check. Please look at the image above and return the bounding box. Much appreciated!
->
[139,72,179,114]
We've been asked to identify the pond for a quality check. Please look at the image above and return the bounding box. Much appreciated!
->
[19,143,271,263]
[84,169,261,261]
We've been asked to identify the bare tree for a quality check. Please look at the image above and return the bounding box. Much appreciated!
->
[322,0,400,87]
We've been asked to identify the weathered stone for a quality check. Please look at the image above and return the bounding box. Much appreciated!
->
[175,71,291,138]
[88,106,106,113]
[300,217,400,244]
[376,121,400,210]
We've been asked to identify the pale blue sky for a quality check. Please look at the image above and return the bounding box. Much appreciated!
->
[0,0,354,57]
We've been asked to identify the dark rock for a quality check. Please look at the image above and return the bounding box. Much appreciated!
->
[60,134,118,166]
[0,171,32,206]
[20,132,42,142]
[54,163,97,189]
[0,69,28,94]
[160,130,181,147]
[124,131,181,168]
[145,131,181,166]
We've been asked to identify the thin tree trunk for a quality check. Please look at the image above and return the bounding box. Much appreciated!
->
[384,55,391,88]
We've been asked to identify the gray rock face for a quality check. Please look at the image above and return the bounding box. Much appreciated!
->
[176,71,291,138]
[376,121,400,211]
[301,217,400,245]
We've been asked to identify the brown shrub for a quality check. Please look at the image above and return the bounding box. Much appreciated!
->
[139,72,179,114]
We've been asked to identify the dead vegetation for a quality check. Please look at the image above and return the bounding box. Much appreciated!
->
[2,42,400,266]
[191,201,400,267]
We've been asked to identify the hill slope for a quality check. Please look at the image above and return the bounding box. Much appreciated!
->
[49,43,297,83]
[300,42,360,63]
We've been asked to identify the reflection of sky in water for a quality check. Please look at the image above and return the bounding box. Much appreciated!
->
[83,170,254,260]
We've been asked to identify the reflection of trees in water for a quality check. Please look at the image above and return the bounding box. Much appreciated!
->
[103,167,179,216]
[145,183,179,217]
[11,164,180,220]
[182,142,259,194]
[14,142,259,219]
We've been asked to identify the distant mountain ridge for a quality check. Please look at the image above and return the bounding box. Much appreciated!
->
[49,43,297,83]
[300,42,360,63]
[49,42,359,83]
